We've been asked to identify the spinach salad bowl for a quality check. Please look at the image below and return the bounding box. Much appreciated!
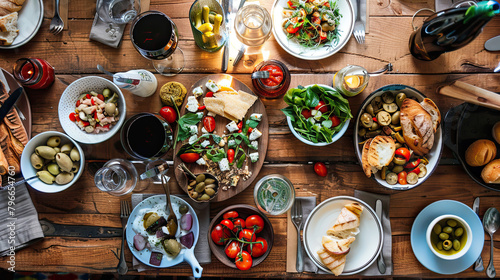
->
[282,84,352,146]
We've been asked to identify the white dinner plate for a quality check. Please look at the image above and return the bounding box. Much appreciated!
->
[303,196,383,275]
[0,0,44,49]
[271,0,354,60]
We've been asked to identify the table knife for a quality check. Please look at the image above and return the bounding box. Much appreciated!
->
[375,199,387,274]
[473,197,484,272]
[485,35,500,52]
[0,87,24,122]
[140,162,169,180]
[221,0,231,72]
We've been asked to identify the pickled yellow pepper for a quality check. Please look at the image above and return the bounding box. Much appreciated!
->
[202,5,210,24]
[213,14,222,34]
[193,12,202,28]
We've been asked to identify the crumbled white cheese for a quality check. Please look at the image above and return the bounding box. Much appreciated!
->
[196,158,206,165]
[201,127,208,134]
[226,121,239,132]
[250,113,262,121]
[189,125,198,135]
[188,135,198,145]
[249,129,262,141]
[250,140,258,150]
[219,158,230,172]
[192,86,204,97]
[201,140,210,148]
[249,152,259,163]
[196,112,204,118]
[186,96,199,112]
[206,80,219,93]
[228,139,236,148]
[313,110,322,121]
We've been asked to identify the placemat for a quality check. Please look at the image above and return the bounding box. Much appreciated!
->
[130,192,211,272]
[44,0,69,31]
[286,192,392,276]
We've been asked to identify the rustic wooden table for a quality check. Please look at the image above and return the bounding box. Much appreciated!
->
[1,0,500,278]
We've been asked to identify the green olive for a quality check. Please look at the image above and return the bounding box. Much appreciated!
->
[443,226,453,234]
[35,146,56,160]
[30,153,44,170]
[371,96,383,111]
[61,143,73,154]
[55,172,74,185]
[392,165,404,174]
[105,103,116,116]
[443,240,452,251]
[191,191,199,199]
[452,239,461,251]
[392,111,401,125]
[382,91,395,103]
[383,103,398,113]
[365,129,382,138]
[70,147,80,161]
[370,122,380,131]
[56,153,73,173]
[439,233,450,240]
[455,227,464,237]
[179,205,189,215]
[358,128,367,137]
[36,171,55,184]
[396,93,407,108]
[195,182,206,193]
[447,219,458,227]
[163,239,181,257]
[437,241,443,250]
[46,136,61,147]
[189,180,197,187]
[205,188,216,196]
[205,184,216,189]
[198,194,211,201]
[433,224,442,235]
[47,163,60,176]
[71,162,79,174]
[196,174,206,183]
[53,147,61,153]
[360,113,373,128]
[205,178,215,184]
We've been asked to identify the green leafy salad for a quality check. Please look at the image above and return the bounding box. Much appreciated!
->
[281,85,352,143]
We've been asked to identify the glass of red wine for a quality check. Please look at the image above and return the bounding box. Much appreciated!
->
[130,11,185,76]
[120,113,174,160]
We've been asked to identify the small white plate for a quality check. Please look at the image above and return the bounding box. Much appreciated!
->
[0,0,44,49]
[271,0,354,60]
[303,196,382,275]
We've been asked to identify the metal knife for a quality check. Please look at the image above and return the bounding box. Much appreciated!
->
[221,0,231,72]
[473,197,484,272]
[140,162,169,180]
[0,87,24,122]
[375,199,387,274]
[485,35,500,52]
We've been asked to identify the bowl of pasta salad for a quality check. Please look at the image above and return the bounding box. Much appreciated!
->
[58,76,127,144]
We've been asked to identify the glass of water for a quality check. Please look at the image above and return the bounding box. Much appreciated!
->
[234,4,272,47]
[98,0,141,24]
[254,174,295,215]
[94,159,138,196]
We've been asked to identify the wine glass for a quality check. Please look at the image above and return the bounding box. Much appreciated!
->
[130,11,185,76]
[97,0,140,24]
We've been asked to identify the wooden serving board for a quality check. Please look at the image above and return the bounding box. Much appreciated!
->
[173,74,269,202]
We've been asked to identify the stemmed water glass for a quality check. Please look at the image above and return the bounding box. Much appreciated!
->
[234,4,272,50]
[130,11,185,76]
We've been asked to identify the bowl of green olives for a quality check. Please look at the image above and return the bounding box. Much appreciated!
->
[426,215,472,260]
[20,131,85,193]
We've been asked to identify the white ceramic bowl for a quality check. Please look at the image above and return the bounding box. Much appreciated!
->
[426,214,472,260]
[286,84,351,146]
[58,76,126,144]
[353,84,443,190]
[20,131,85,193]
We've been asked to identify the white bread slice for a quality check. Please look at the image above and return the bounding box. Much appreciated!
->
[0,12,18,45]
[317,249,346,276]
[361,138,373,178]
[420,98,441,133]
[367,135,396,170]
[400,98,434,156]
[0,0,25,16]
[327,203,363,237]
[322,236,355,255]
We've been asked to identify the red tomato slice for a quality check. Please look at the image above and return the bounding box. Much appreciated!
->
[180,153,200,163]
[203,116,216,133]
[330,115,341,127]
[301,109,312,119]
[314,101,328,113]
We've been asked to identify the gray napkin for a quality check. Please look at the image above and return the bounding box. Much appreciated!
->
[89,3,125,48]
[0,183,44,257]
[131,193,211,272]
[300,192,392,276]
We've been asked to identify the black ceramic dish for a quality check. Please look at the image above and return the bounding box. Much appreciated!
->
[443,103,500,191]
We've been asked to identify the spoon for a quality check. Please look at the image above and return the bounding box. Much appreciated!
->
[483,207,500,278]
[160,173,178,238]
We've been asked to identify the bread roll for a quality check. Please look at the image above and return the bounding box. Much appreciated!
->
[493,121,500,145]
[481,159,500,184]
[420,98,441,133]
[465,139,497,167]
[367,135,396,170]
[0,12,18,45]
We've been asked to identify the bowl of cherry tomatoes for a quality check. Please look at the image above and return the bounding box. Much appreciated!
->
[208,204,274,270]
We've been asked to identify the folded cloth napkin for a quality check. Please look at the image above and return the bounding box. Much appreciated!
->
[89,1,126,48]
[287,193,392,276]
[0,183,44,257]
[131,193,211,272]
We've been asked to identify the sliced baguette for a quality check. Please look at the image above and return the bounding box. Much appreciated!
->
[400,98,434,156]
[322,236,355,255]
[317,249,346,276]
[361,138,373,178]
[327,202,363,237]
[0,12,18,45]
[0,0,25,16]
[420,98,441,133]
[367,135,396,169]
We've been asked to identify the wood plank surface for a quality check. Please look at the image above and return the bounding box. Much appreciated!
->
[1,0,500,277]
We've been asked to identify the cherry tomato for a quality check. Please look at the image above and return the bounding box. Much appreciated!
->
[250,237,268,258]
[319,30,327,41]
[211,224,231,245]
[232,218,246,233]
[205,91,214,97]
[301,109,312,119]
[314,101,328,113]
[395,148,411,162]
[237,121,243,129]
[404,159,421,169]
[159,106,177,124]
[69,113,76,122]
[91,98,95,106]
[286,17,302,34]
[203,116,216,133]
[245,215,264,233]
[287,0,296,9]
[225,241,241,259]
[238,229,256,243]
[85,94,90,99]
[223,211,239,220]
[330,115,341,127]
[180,153,200,163]
[248,127,253,134]
[235,251,253,270]
[220,219,234,231]
[198,105,206,111]
[314,162,327,177]
[238,129,242,133]
[97,94,105,101]
[398,171,408,185]
[227,149,235,164]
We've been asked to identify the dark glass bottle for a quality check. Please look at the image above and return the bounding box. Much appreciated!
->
[409,1,499,61]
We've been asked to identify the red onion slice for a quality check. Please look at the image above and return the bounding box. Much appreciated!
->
[181,213,193,231]
[133,234,148,251]
[179,232,194,249]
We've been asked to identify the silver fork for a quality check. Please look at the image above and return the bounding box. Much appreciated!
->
[117,200,131,275]
[49,0,64,35]
[353,0,365,44]
[291,199,304,273]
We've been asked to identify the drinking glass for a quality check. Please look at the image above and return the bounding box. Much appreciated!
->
[94,159,138,196]
[130,11,185,76]
[120,112,174,160]
[189,0,228,52]
[234,4,272,47]
[254,174,295,215]
[97,0,140,24]
[333,65,369,97]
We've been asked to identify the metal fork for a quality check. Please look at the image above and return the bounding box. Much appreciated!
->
[353,0,365,44]
[117,200,131,275]
[291,199,304,273]
[49,0,64,35]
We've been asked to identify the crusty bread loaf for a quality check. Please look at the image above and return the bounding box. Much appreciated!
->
[317,249,346,276]
[465,139,497,167]
[361,138,373,178]
[0,12,18,45]
[481,159,500,184]
[420,98,441,133]
[493,122,500,145]
[367,135,396,170]
[400,98,435,156]
[0,0,25,16]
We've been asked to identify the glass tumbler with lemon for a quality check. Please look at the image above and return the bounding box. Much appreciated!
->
[333,65,369,97]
